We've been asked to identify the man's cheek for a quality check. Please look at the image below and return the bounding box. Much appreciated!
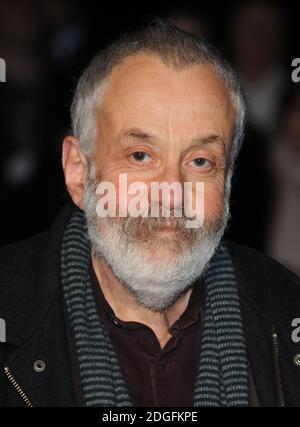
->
[203,186,224,221]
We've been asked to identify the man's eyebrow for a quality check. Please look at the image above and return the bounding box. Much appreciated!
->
[119,127,157,142]
[190,134,226,152]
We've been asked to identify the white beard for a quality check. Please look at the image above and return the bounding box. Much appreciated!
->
[83,173,230,312]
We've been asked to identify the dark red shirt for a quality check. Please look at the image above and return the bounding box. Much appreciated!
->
[90,264,204,407]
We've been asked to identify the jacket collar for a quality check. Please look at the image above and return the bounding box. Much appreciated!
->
[226,240,300,334]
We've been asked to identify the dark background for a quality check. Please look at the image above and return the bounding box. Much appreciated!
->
[1,0,300,275]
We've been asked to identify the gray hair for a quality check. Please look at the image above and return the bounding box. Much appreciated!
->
[71,20,246,182]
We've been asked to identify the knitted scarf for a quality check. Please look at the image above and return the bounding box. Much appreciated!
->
[61,208,248,407]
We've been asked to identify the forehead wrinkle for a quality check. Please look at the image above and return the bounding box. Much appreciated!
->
[108,92,231,115]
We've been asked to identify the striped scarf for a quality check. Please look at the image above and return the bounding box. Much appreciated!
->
[61,208,248,406]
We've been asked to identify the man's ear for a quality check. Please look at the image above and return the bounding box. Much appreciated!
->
[62,136,89,210]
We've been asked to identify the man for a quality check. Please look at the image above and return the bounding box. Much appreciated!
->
[1,21,300,407]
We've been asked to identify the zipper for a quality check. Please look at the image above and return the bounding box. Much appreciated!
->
[271,327,285,407]
[4,366,33,407]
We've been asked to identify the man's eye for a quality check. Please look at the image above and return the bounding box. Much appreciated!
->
[131,152,151,162]
[191,157,212,168]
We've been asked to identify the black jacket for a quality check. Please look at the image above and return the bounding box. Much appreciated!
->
[1,203,300,407]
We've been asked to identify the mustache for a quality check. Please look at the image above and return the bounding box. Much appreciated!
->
[106,210,219,245]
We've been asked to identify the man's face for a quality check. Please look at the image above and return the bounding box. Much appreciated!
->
[93,53,235,234]
[77,53,236,310]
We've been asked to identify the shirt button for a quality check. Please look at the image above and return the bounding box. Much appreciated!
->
[33,360,46,373]
[294,354,300,367]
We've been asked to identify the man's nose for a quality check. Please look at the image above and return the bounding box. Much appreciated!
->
[149,167,185,212]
